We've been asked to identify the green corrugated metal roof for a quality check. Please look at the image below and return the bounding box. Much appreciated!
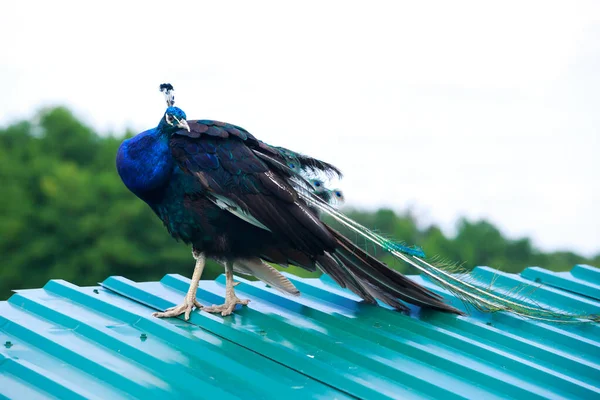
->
[1,264,599,399]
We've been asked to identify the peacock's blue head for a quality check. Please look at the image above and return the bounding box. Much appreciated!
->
[157,83,190,134]
[158,106,190,133]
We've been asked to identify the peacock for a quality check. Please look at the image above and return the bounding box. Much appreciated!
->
[116,84,598,323]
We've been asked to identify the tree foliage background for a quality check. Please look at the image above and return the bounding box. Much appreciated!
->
[1,107,598,300]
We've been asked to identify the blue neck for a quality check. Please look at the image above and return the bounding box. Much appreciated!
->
[116,128,174,202]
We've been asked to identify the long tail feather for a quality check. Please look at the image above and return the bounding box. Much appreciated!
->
[327,229,462,314]
[301,191,600,324]
[254,146,599,323]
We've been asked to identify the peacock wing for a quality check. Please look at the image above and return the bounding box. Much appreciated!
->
[169,120,336,259]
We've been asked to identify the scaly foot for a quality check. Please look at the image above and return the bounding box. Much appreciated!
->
[152,298,203,321]
[203,294,250,316]
[153,250,206,321]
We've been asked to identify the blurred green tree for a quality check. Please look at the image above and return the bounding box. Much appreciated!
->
[0,107,222,299]
[0,107,597,300]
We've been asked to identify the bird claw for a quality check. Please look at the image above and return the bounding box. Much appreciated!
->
[152,298,203,321]
[203,296,250,316]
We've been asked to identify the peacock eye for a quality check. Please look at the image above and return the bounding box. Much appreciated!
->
[165,114,174,126]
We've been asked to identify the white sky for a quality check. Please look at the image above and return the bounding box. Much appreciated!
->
[1,1,599,256]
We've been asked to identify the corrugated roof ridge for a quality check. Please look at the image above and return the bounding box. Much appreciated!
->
[1,264,598,400]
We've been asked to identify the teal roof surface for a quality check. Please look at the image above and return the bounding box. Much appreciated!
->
[0,264,599,399]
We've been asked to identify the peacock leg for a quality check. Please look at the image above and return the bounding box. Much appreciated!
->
[203,261,250,316]
[152,250,205,320]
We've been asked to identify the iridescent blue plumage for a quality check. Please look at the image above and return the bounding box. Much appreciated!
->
[117,106,187,202]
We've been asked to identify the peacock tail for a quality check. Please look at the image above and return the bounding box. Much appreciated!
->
[305,194,599,323]
[264,150,598,324]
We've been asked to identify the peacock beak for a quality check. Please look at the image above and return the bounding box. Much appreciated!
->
[177,119,191,132]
